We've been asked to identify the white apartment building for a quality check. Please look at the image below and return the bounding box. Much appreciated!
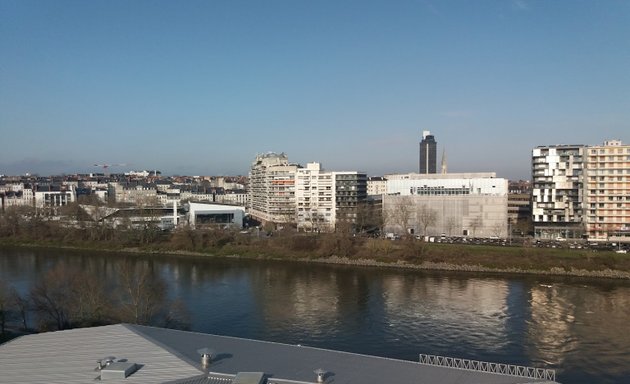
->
[367,176,387,196]
[295,163,335,232]
[531,145,586,239]
[34,185,76,208]
[248,153,299,224]
[584,140,630,242]
[383,173,508,238]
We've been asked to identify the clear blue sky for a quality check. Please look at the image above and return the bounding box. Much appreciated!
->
[1,0,629,179]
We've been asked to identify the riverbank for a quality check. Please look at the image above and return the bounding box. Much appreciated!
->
[3,235,630,280]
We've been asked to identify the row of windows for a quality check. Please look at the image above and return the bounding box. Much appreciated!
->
[590,148,630,154]
[409,187,471,195]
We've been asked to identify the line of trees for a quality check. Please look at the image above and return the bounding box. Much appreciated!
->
[0,260,189,339]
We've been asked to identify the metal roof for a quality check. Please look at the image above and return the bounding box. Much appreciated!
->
[0,324,202,384]
[0,324,558,384]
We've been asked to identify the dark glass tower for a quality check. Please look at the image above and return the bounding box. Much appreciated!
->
[419,132,437,174]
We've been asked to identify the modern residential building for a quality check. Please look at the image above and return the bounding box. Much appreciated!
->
[383,173,508,238]
[295,162,335,232]
[531,140,630,242]
[294,164,368,232]
[531,145,586,240]
[248,152,299,225]
[584,140,630,242]
[507,180,532,235]
[419,130,437,174]
[333,171,368,227]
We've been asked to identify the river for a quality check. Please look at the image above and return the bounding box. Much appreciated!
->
[1,246,629,384]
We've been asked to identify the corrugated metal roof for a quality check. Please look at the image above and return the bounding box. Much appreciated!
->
[0,324,202,384]
[132,325,555,384]
[0,324,558,384]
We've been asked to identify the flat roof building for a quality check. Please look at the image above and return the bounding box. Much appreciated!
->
[0,324,557,384]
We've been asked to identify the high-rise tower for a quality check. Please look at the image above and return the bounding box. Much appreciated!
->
[419,131,437,174]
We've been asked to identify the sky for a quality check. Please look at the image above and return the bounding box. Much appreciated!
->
[1,0,629,180]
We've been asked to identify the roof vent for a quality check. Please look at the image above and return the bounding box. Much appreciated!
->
[197,347,215,368]
[314,368,327,383]
[100,362,138,380]
[95,356,116,371]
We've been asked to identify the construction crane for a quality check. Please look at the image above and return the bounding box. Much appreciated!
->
[93,163,127,175]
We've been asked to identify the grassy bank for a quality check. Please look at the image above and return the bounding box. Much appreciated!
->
[3,230,630,279]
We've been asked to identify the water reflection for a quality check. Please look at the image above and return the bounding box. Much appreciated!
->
[527,283,630,383]
[381,275,510,353]
[1,248,630,384]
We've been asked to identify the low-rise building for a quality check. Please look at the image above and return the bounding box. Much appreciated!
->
[383,173,508,238]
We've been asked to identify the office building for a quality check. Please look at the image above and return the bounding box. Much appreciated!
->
[419,130,437,174]
[384,173,508,237]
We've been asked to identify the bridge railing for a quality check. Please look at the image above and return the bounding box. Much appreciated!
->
[419,354,556,382]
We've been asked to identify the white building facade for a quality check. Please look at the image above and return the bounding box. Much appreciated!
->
[584,140,630,242]
[295,163,335,232]
[248,153,299,224]
[383,173,508,238]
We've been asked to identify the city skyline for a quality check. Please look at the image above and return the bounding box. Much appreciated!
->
[1,0,629,179]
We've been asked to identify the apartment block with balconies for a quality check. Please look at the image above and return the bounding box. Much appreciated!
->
[248,152,299,225]
[584,140,630,242]
[531,145,586,240]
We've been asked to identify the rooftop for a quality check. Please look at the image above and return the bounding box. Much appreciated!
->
[0,324,558,384]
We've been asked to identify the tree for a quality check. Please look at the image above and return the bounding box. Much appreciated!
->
[385,196,414,236]
[492,222,505,238]
[469,216,482,237]
[0,280,10,335]
[30,264,111,330]
[10,287,29,331]
[355,201,383,235]
[417,204,438,236]
[444,217,457,237]
[117,260,168,325]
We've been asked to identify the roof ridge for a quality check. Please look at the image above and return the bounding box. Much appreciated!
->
[122,323,204,374]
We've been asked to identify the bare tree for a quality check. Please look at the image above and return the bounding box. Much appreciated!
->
[0,280,10,335]
[30,264,111,330]
[10,287,29,331]
[492,222,505,238]
[444,216,457,236]
[355,201,383,235]
[469,216,482,237]
[117,260,168,325]
[385,196,414,236]
[417,204,438,236]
